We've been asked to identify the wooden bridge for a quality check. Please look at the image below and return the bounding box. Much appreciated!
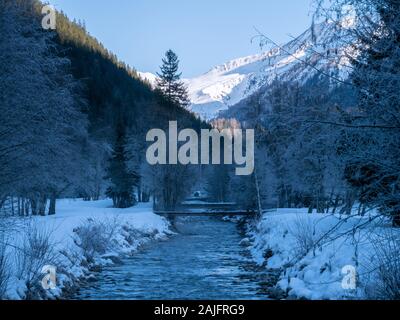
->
[154,202,256,217]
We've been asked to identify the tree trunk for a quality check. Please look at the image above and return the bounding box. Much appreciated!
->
[340,190,355,215]
[24,199,29,216]
[327,189,335,213]
[142,191,150,203]
[48,192,57,215]
[17,197,21,216]
[286,187,292,208]
[254,169,263,219]
[332,195,340,214]
[393,213,400,228]
[308,198,315,214]
[361,204,367,216]
[11,196,15,215]
[0,197,6,212]
[138,184,142,203]
[30,198,37,216]
[278,185,286,208]
[38,195,47,216]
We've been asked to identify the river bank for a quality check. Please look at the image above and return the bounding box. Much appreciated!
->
[1,199,172,300]
[71,215,273,300]
[245,208,400,300]
[6,201,388,300]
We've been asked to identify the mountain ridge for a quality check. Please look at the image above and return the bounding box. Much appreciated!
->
[139,21,351,120]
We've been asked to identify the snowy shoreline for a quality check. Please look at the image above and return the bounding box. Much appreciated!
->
[2,199,172,300]
[245,208,400,300]
[2,201,398,300]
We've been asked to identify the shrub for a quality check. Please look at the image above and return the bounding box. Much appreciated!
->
[0,235,9,299]
[74,217,119,263]
[367,232,400,300]
[15,223,58,293]
[289,215,317,258]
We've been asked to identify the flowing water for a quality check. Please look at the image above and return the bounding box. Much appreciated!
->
[73,216,272,300]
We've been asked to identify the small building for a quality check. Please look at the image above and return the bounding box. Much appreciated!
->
[184,191,210,203]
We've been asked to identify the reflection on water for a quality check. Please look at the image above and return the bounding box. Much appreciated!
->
[73,216,271,300]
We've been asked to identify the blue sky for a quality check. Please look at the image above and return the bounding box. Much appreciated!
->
[48,0,313,77]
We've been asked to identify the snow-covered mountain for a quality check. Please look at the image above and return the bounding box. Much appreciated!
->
[139,22,351,120]
[138,72,158,88]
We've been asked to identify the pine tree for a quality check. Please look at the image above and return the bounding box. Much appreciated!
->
[156,50,189,108]
[105,125,139,208]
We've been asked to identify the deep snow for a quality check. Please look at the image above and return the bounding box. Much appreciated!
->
[247,208,399,300]
[2,199,171,300]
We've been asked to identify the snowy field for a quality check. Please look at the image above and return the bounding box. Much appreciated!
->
[0,199,171,300]
[247,208,400,300]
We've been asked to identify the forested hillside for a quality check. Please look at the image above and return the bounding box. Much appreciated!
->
[0,0,205,215]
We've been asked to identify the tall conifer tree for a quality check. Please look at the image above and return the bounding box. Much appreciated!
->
[156,50,189,108]
[105,124,139,208]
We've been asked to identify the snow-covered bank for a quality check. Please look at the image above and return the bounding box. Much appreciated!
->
[247,209,400,300]
[1,199,172,300]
